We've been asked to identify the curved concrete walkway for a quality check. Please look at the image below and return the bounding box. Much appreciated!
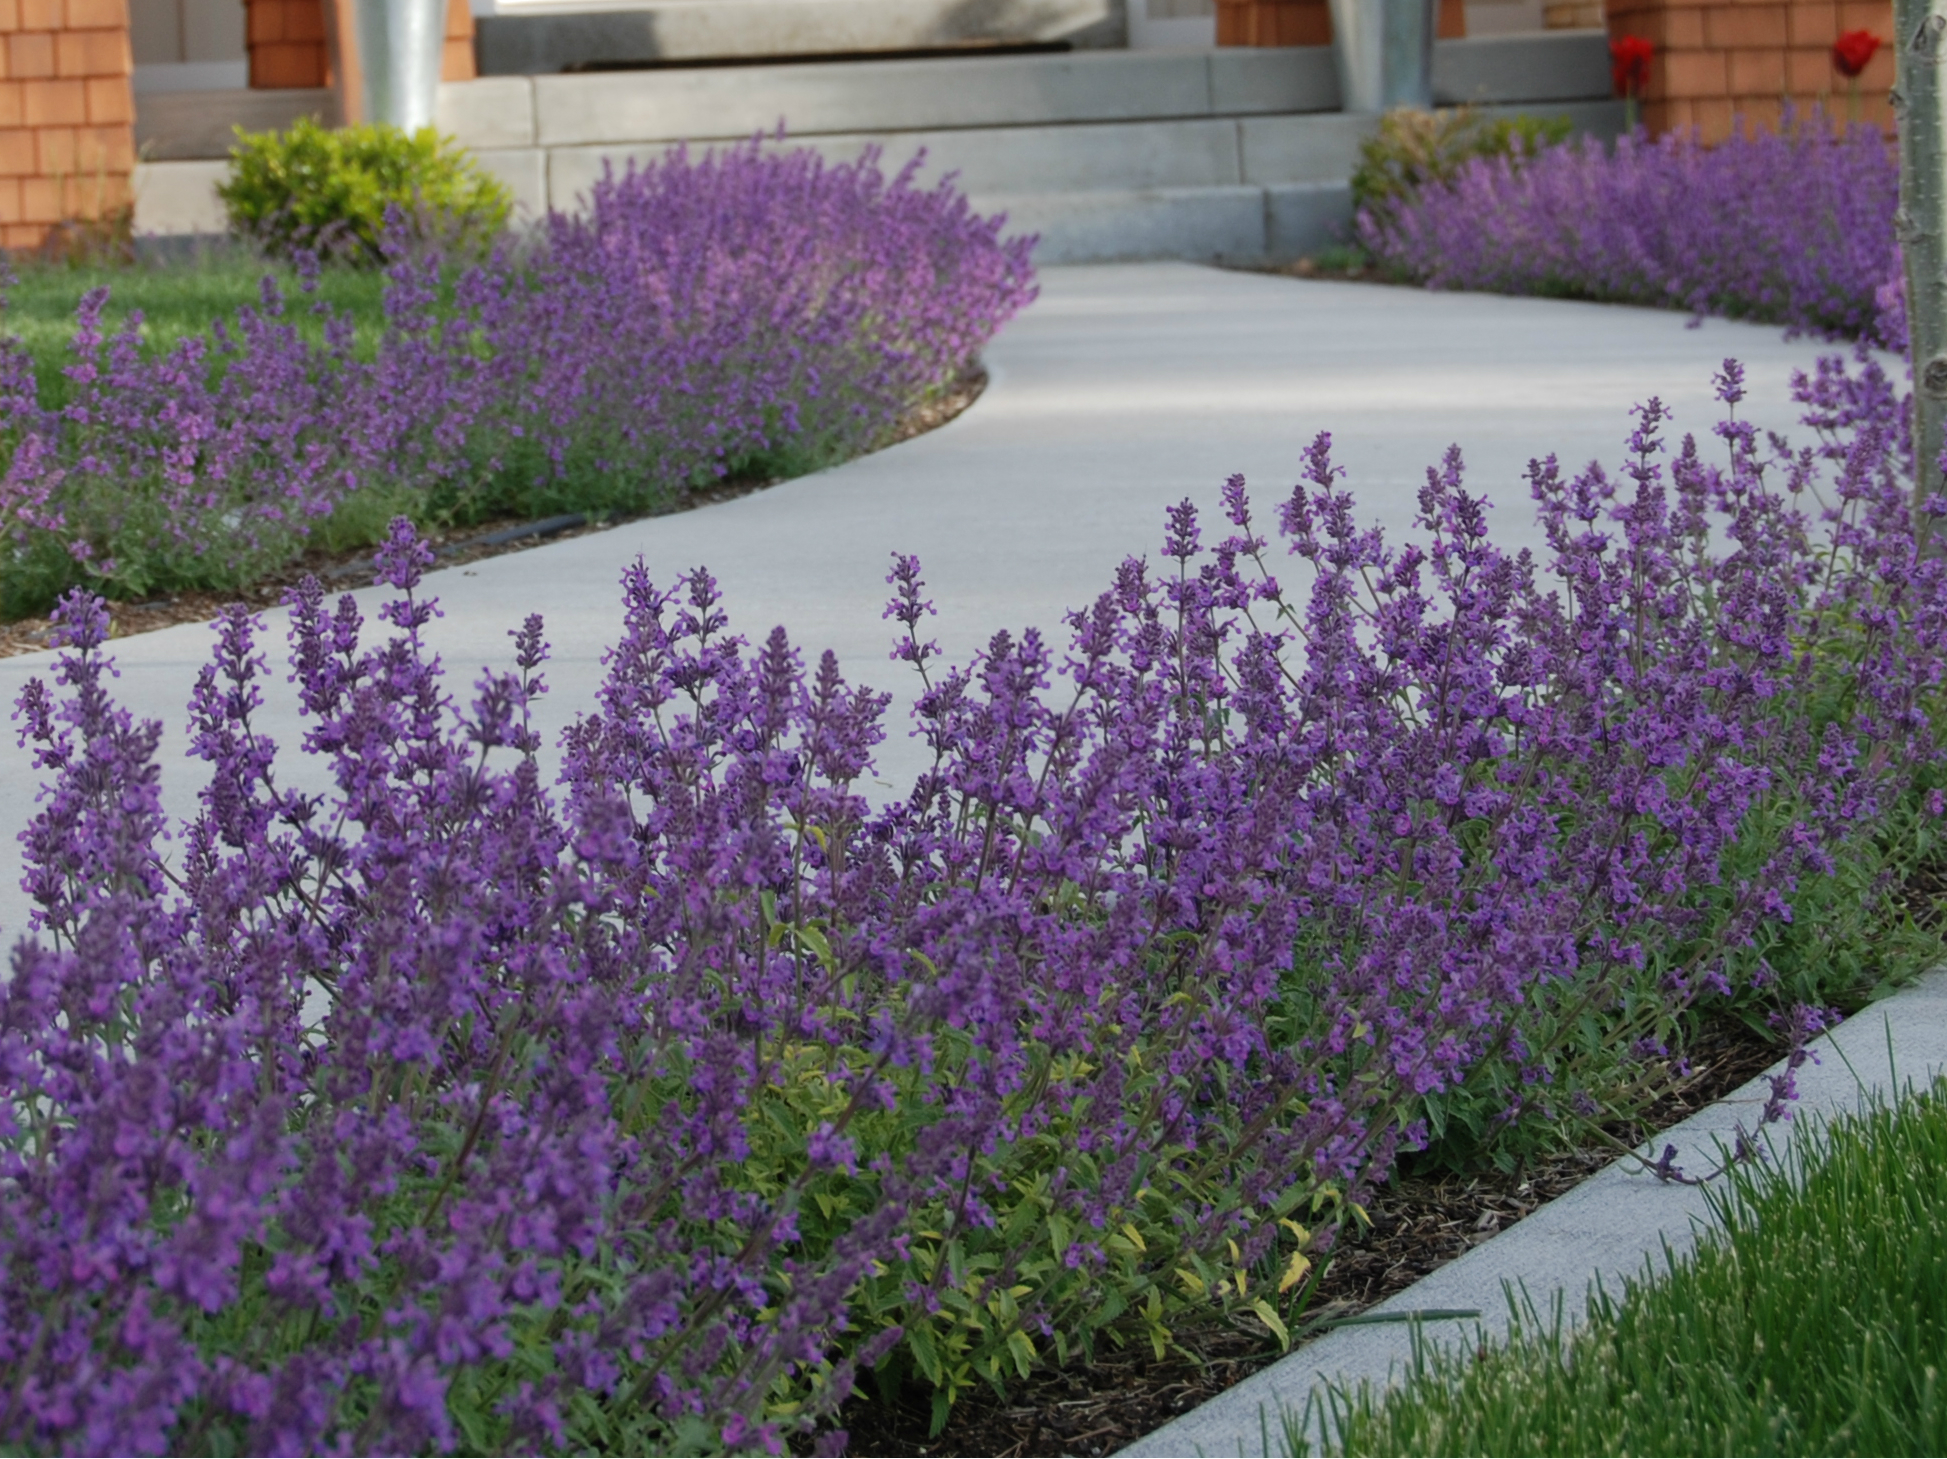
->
[0,263,1852,938]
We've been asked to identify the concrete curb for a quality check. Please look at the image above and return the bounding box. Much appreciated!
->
[1118,967,1947,1457]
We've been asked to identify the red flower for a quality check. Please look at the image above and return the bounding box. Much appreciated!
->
[1833,30,1881,79]
[1611,36,1654,98]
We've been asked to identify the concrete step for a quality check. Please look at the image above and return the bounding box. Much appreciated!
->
[976,179,1354,266]
[134,91,1621,261]
[534,96,1616,217]
[135,34,1611,159]
[462,47,1339,149]
[472,0,1123,72]
[136,87,335,163]
[130,33,1617,265]
[435,33,1608,150]
[540,112,1362,209]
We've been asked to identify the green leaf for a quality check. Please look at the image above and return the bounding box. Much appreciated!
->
[908,1322,944,1386]
[1006,1328,1038,1379]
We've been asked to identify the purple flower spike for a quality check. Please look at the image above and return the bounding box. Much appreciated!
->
[4,342,1943,1453]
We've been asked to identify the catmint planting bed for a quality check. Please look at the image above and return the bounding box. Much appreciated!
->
[0,141,1034,623]
[0,367,988,662]
[1356,114,1900,351]
[4,329,1943,1453]
[831,1017,1788,1457]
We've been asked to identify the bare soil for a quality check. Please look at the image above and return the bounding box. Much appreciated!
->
[0,370,986,660]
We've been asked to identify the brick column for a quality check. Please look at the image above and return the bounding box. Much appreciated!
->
[246,0,326,87]
[246,0,474,91]
[0,0,135,250]
[1605,0,1894,141]
[442,0,473,80]
[1216,0,1466,45]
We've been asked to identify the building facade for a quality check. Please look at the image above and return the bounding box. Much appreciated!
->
[0,1,1902,247]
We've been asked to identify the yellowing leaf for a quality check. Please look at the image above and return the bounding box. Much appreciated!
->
[1279,1251,1313,1294]
[1251,1298,1291,1349]
[1175,1267,1207,1298]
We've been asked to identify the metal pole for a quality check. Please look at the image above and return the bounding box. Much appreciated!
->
[1328,0,1437,112]
[1897,0,1947,514]
[349,0,448,131]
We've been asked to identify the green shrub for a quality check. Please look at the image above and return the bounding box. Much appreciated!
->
[217,117,512,265]
[1351,107,1574,227]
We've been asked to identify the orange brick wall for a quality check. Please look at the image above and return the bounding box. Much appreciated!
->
[247,0,325,87]
[1217,0,1467,45]
[246,0,476,90]
[0,0,134,250]
[1606,0,1894,140]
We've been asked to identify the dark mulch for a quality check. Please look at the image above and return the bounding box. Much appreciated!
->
[0,370,986,660]
[822,1016,1787,1458]
[1247,256,1415,289]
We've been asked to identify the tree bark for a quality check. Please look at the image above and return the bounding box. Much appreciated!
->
[1899,0,1947,516]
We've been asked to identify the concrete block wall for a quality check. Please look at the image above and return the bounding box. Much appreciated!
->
[1215,0,1466,46]
[0,0,135,249]
[245,0,476,90]
[1606,0,1894,140]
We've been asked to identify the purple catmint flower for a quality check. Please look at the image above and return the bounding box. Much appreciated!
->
[0,143,1035,619]
[1360,110,1899,349]
[4,335,1943,1453]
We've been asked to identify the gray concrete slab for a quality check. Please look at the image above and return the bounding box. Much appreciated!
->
[1208,47,1338,116]
[1264,179,1353,255]
[531,49,1217,147]
[474,0,1125,74]
[437,76,537,151]
[131,159,229,236]
[134,87,335,163]
[0,265,1854,953]
[972,184,1268,264]
[470,147,550,225]
[1238,113,1378,186]
[1432,30,1611,106]
[976,178,1346,266]
[1119,967,1947,1456]
[545,117,1247,210]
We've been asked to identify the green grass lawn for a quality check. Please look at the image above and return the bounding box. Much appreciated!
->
[2,249,392,406]
[1311,1080,1947,1458]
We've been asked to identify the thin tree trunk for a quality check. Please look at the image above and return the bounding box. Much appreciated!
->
[1898,0,1947,517]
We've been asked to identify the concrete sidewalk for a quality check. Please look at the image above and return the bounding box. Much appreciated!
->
[0,262,1855,938]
